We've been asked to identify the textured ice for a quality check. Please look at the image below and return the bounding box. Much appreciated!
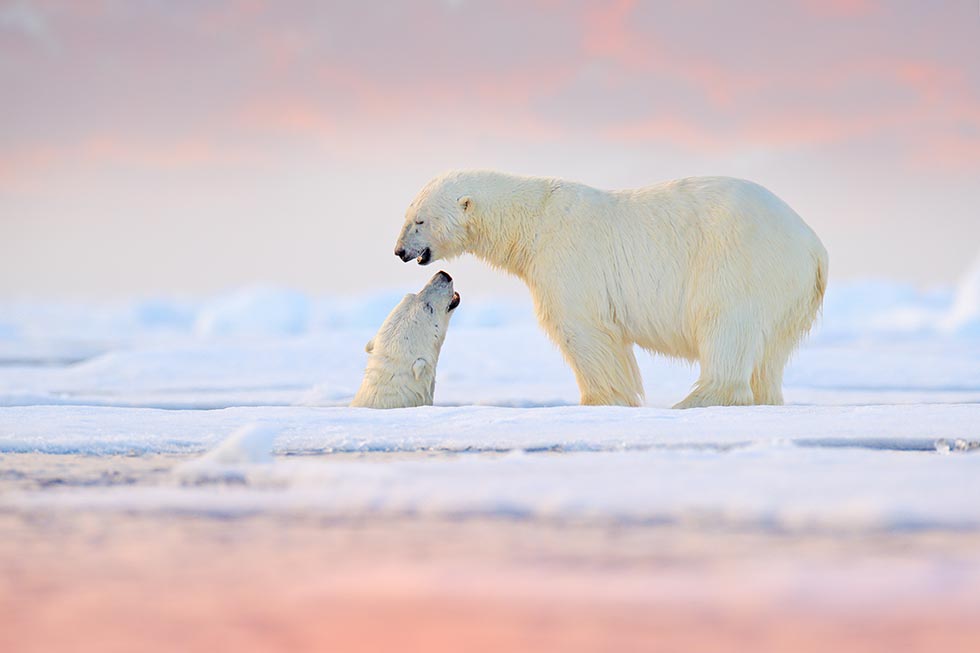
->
[7,442,980,531]
[1,403,979,456]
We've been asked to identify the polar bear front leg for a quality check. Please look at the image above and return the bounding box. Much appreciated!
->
[548,321,644,407]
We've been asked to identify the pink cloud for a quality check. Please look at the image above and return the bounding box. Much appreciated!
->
[799,0,879,18]
[581,0,636,60]
[0,0,976,178]
[0,136,259,192]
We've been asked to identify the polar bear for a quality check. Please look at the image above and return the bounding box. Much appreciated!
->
[394,170,827,408]
[350,270,460,408]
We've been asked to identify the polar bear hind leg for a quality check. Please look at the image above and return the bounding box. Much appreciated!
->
[750,339,789,405]
[749,297,819,406]
[750,259,827,406]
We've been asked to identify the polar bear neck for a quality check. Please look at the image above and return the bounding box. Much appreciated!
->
[461,172,555,280]
[350,353,436,409]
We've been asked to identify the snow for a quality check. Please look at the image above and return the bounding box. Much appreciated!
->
[0,276,978,532]
[172,422,280,484]
[1,403,977,456]
[180,422,280,465]
[194,286,311,338]
[11,445,980,531]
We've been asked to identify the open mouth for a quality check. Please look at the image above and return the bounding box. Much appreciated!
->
[448,291,461,312]
[417,247,432,265]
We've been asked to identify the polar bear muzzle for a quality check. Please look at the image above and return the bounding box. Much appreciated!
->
[394,245,432,265]
[428,270,460,312]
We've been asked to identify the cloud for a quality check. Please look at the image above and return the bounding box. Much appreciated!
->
[799,0,879,18]
[0,0,55,50]
[0,0,976,176]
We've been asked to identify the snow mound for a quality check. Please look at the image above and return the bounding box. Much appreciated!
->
[174,423,280,483]
[939,252,980,336]
[191,423,279,464]
[195,286,311,338]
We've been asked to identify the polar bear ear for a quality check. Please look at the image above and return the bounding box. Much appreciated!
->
[457,195,472,212]
[364,338,375,354]
[412,358,428,380]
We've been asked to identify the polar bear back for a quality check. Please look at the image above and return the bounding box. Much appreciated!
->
[530,175,826,360]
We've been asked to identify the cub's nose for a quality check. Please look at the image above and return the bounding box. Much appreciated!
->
[437,270,452,283]
[395,247,408,261]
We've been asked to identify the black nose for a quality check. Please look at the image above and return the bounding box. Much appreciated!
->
[395,247,408,261]
[437,270,452,282]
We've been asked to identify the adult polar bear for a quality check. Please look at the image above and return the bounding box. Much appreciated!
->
[395,171,828,408]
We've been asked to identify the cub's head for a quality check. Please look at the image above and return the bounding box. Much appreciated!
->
[365,270,461,381]
[394,173,473,266]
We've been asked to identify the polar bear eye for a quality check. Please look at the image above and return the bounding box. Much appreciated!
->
[415,220,425,225]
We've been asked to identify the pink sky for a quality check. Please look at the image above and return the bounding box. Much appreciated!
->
[1,0,978,297]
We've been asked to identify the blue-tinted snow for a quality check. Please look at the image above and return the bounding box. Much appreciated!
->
[0,274,978,531]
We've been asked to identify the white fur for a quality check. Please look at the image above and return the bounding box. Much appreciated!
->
[350,271,459,409]
[396,170,828,408]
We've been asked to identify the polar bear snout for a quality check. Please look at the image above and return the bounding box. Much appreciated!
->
[394,245,431,265]
[419,270,460,313]
[394,216,434,265]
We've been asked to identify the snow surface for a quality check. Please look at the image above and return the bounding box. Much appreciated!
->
[1,277,979,531]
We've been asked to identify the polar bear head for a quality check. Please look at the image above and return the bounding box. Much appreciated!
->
[394,172,474,265]
[350,270,461,408]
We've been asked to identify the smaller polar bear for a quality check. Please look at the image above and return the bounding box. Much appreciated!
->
[350,270,460,408]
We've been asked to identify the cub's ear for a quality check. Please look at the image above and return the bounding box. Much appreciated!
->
[457,195,472,212]
[412,358,428,380]
[364,338,375,354]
